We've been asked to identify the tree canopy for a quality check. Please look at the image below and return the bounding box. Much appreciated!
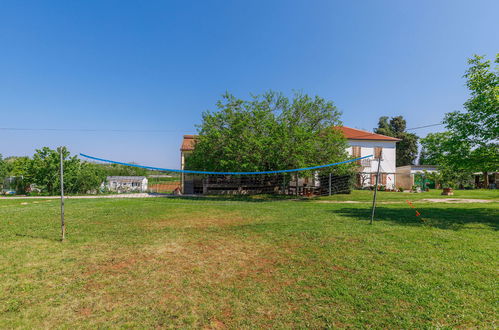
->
[419,54,498,188]
[0,148,116,194]
[419,132,472,188]
[185,91,351,174]
[419,132,448,166]
[375,116,418,167]
[442,54,499,185]
[28,147,106,194]
[445,54,498,145]
[0,154,7,181]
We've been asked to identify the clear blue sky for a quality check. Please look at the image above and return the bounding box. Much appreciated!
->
[1,0,497,167]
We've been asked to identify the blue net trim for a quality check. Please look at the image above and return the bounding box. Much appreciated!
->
[80,153,373,175]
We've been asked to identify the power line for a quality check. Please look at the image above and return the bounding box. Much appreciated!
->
[0,122,444,133]
[0,127,196,133]
[406,123,444,130]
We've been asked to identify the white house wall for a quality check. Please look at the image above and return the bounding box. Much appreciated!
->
[346,140,397,189]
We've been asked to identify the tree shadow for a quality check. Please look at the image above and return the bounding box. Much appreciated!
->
[162,194,304,203]
[333,206,499,231]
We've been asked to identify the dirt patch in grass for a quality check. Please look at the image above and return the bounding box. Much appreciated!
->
[422,198,495,203]
[142,210,251,229]
[73,235,290,327]
[315,200,363,204]
[77,307,93,317]
[81,234,284,291]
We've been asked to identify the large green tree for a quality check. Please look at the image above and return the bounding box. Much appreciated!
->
[375,116,418,166]
[29,147,106,194]
[186,91,350,174]
[419,132,474,188]
[444,54,499,187]
[419,132,449,166]
[0,154,7,182]
[4,156,31,180]
[2,148,147,195]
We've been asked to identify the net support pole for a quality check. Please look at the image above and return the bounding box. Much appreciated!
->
[329,173,332,196]
[370,153,381,224]
[282,175,286,194]
[59,146,65,241]
[295,172,299,196]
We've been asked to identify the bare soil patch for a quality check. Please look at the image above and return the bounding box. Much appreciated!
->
[143,210,251,229]
[422,198,494,203]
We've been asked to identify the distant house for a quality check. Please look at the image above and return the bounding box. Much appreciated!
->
[179,126,400,193]
[337,127,400,190]
[396,165,439,190]
[105,176,148,193]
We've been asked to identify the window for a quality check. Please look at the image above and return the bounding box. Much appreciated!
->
[374,147,383,160]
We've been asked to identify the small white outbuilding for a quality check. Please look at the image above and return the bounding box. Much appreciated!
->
[104,176,148,193]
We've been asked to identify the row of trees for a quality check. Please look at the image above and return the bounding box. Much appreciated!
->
[187,54,497,190]
[2,55,494,193]
[0,147,148,195]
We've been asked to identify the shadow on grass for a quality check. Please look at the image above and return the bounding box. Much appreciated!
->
[163,194,305,203]
[334,206,499,231]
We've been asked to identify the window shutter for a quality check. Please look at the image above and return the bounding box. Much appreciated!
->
[374,147,383,160]
[371,173,376,184]
[352,146,361,164]
[352,146,361,158]
[381,173,387,185]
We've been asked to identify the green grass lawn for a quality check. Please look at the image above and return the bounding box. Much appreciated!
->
[317,188,499,201]
[0,192,497,328]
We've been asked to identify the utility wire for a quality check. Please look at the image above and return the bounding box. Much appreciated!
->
[405,123,444,130]
[0,123,444,133]
[0,127,195,133]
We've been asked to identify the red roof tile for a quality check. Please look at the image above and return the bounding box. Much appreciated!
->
[180,135,198,151]
[335,126,401,141]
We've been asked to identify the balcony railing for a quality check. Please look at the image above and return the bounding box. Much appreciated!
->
[360,158,372,167]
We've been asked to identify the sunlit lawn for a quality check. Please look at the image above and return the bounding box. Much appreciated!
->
[317,188,499,201]
[0,191,497,328]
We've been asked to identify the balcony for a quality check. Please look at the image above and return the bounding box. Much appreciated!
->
[360,158,372,167]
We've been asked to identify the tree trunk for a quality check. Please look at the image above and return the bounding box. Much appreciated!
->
[483,171,489,188]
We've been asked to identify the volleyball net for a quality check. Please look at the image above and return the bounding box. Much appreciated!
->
[80,153,373,197]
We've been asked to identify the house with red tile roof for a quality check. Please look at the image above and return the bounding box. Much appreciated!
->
[334,126,400,189]
[180,126,400,193]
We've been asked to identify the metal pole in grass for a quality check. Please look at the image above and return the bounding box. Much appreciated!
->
[295,172,299,196]
[370,150,382,224]
[329,172,332,196]
[59,146,65,241]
